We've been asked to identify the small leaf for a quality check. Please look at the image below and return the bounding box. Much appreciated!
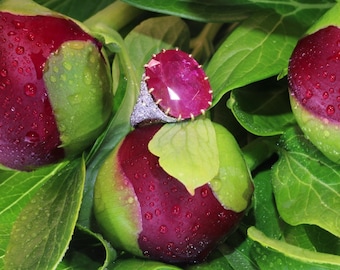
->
[36,0,114,21]
[124,16,190,81]
[210,122,253,212]
[272,126,340,237]
[57,225,117,269]
[253,169,282,239]
[206,11,302,104]
[248,226,340,268]
[0,163,67,269]
[148,118,219,195]
[121,0,256,22]
[111,258,181,270]
[228,78,296,136]
[4,158,85,270]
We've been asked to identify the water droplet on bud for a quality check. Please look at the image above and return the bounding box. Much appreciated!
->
[24,131,40,143]
[159,225,168,234]
[326,105,335,115]
[24,83,37,96]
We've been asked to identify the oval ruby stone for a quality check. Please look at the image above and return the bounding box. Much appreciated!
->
[145,49,212,119]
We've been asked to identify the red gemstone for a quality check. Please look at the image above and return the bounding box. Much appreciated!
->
[145,49,212,119]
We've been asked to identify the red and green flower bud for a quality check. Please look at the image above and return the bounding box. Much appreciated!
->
[288,4,340,163]
[0,0,112,170]
[94,122,253,264]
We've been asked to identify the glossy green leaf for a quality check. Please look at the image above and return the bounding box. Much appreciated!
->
[4,158,85,270]
[272,127,340,237]
[57,225,117,269]
[228,78,296,136]
[206,11,303,105]
[121,0,257,22]
[111,258,181,270]
[148,118,219,195]
[35,0,115,21]
[253,169,282,239]
[248,227,340,269]
[0,163,67,269]
[124,15,190,81]
[210,122,253,212]
[189,238,257,270]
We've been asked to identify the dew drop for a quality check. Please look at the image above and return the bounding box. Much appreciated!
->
[7,31,16,36]
[148,184,155,191]
[67,94,81,105]
[24,83,37,96]
[330,74,336,82]
[63,62,72,71]
[0,68,7,77]
[13,20,24,29]
[145,212,153,220]
[201,187,208,198]
[172,205,180,215]
[185,212,192,218]
[167,242,174,250]
[191,224,200,233]
[326,105,335,116]
[155,209,161,216]
[323,92,329,99]
[15,46,24,55]
[24,131,40,143]
[27,32,35,41]
[159,225,168,234]
[306,89,313,98]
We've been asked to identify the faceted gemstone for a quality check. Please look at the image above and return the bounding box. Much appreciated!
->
[144,49,212,119]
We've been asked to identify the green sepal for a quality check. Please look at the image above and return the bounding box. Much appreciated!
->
[210,122,253,212]
[44,40,112,157]
[290,95,340,164]
[93,140,143,257]
[148,118,253,212]
[0,0,54,16]
[148,118,219,195]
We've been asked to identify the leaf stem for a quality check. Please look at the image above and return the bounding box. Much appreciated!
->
[83,0,144,31]
[241,136,279,172]
[190,23,223,63]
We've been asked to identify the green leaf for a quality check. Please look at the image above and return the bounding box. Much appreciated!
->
[272,126,340,237]
[4,158,85,270]
[148,118,219,195]
[57,225,117,269]
[124,16,190,81]
[228,78,296,136]
[210,122,253,212]
[121,0,258,22]
[206,11,303,105]
[111,258,181,270]
[283,224,340,254]
[0,163,67,269]
[35,0,115,21]
[253,169,282,239]
[248,226,340,269]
